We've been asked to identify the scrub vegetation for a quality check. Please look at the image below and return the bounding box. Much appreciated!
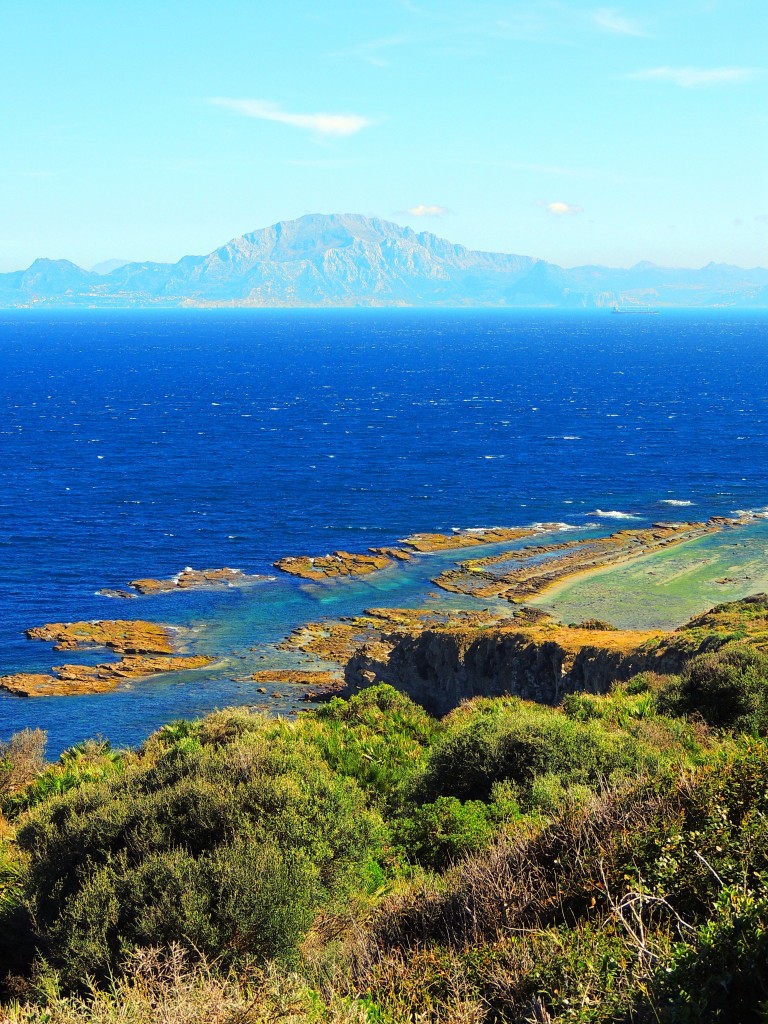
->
[1,626,768,1022]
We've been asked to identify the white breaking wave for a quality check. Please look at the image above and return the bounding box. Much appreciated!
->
[587,509,643,520]
[732,507,768,519]
[659,499,694,507]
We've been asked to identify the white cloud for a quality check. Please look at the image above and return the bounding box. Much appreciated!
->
[591,8,646,36]
[627,66,761,88]
[208,98,372,137]
[540,200,583,216]
[326,35,410,67]
[406,204,450,217]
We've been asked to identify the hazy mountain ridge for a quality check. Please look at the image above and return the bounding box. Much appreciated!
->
[1,213,766,308]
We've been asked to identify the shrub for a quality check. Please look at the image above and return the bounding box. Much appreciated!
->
[651,885,768,1022]
[658,642,768,734]
[3,740,123,819]
[410,699,659,805]
[393,797,496,871]
[305,685,439,809]
[14,716,381,986]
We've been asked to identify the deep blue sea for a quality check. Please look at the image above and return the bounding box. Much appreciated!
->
[2,309,767,753]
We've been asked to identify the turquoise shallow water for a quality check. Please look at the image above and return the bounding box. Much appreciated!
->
[1,309,767,753]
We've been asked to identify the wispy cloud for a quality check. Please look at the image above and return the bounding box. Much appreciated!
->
[591,7,646,36]
[208,98,373,137]
[404,204,451,217]
[539,200,583,216]
[627,66,762,87]
[326,35,410,67]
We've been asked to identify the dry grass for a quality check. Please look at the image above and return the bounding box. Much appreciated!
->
[0,730,46,796]
[2,946,301,1024]
[355,783,668,956]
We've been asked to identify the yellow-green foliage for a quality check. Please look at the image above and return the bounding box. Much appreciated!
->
[14,711,381,986]
[2,671,767,1022]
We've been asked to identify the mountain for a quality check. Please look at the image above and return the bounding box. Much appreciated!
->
[1,213,766,308]
[90,258,133,275]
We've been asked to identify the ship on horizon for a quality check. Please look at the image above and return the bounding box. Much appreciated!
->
[611,304,659,315]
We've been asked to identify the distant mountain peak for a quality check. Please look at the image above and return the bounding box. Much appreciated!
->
[1,214,766,308]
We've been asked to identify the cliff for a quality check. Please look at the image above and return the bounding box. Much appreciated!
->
[343,595,768,716]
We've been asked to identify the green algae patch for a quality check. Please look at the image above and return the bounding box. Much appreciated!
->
[535,521,768,630]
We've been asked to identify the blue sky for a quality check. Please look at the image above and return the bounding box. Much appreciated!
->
[1,0,766,271]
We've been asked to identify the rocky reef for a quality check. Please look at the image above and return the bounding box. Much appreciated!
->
[278,606,504,665]
[433,520,738,603]
[249,668,341,687]
[399,524,561,553]
[274,551,395,581]
[98,566,269,598]
[0,620,212,697]
[272,525,565,582]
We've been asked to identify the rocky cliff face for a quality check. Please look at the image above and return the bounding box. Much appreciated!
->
[343,612,734,717]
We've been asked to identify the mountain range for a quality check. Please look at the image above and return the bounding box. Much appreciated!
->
[2,213,767,309]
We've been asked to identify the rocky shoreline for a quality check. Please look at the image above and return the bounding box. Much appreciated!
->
[2,517,758,706]
[432,519,738,603]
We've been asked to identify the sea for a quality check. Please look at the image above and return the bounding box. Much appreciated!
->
[2,308,768,754]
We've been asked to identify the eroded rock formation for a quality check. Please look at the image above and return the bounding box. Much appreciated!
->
[343,595,768,716]
[433,520,739,603]
[0,619,212,697]
[274,551,394,580]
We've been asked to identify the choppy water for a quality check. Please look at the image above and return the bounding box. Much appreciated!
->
[1,308,767,752]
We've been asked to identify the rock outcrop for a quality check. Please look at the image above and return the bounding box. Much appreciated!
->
[124,567,267,595]
[249,668,341,687]
[274,551,394,581]
[433,519,739,603]
[0,619,212,697]
[343,595,768,716]
[344,620,664,715]
[399,525,560,553]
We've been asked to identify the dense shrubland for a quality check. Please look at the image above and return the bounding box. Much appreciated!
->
[1,637,767,1022]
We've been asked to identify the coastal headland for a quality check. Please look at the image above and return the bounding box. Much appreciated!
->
[270,516,760,714]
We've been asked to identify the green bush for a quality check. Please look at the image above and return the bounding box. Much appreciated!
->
[304,685,439,809]
[651,885,768,1022]
[15,715,381,986]
[2,739,124,820]
[393,797,496,871]
[658,642,768,734]
[410,699,659,804]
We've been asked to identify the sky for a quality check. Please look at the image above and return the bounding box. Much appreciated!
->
[0,0,766,272]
